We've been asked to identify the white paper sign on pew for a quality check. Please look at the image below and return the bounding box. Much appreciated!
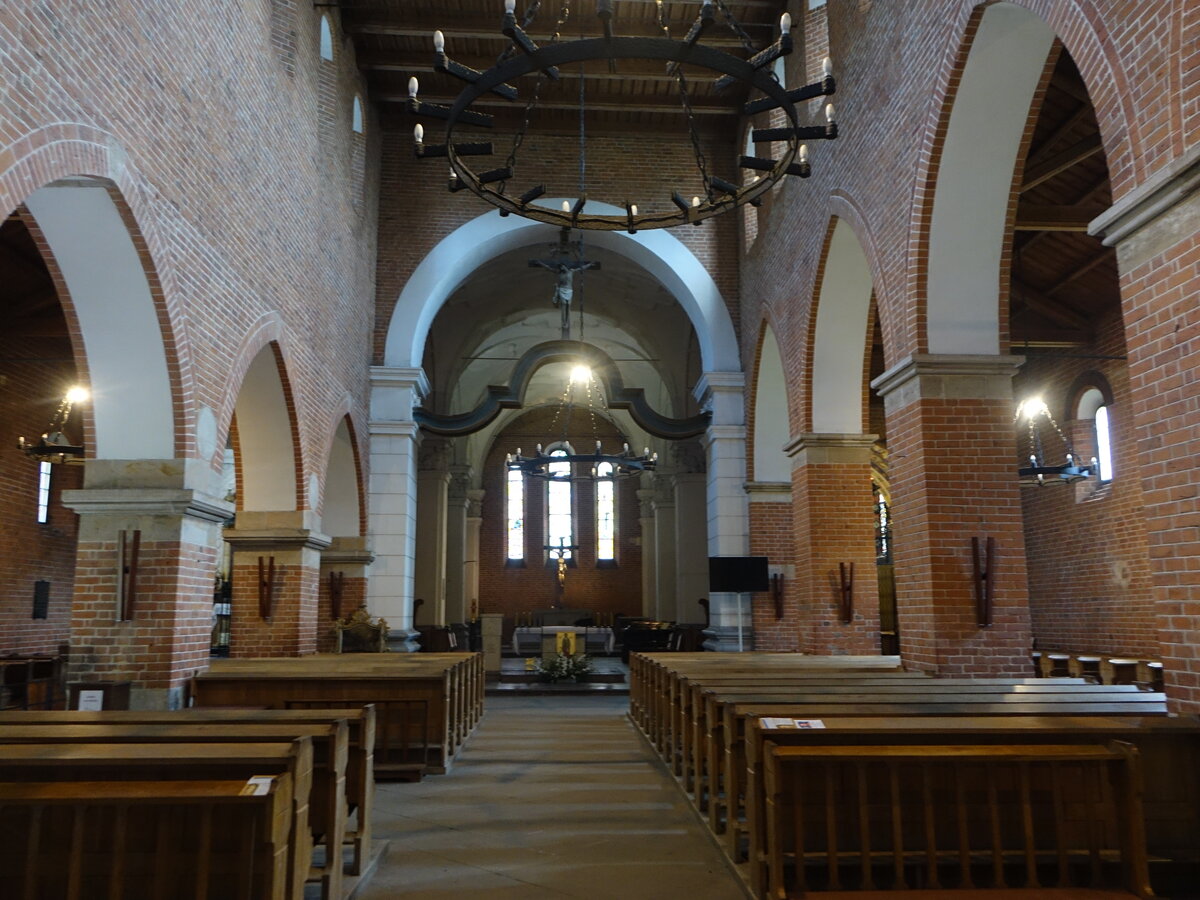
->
[761,718,826,729]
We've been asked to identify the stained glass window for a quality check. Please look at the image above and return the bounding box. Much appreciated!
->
[546,449,573,560]
[506,467,524,560]
[596,462,615,561]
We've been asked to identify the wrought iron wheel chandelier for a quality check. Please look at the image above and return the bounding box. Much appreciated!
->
[408,0,838,231]
[18,385,88,465]
[1016,397,1094,486]
[506,365,658,481]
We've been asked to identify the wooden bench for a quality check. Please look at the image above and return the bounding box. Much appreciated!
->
[762,742,1152,899]
[194,654,483,773]
[0,741,314,900]
[0,705,377,878]
[0,777,295,900]
[743,715,1200,900]
[0,721,349,900]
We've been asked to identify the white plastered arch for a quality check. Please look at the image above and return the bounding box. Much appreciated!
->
[752,324,791,482]
[322,416,362,536]
[384,202,740,374]
[24,180,174,459]
[233,346,298,512]
[926,2,1055,354]
[811,218,874,434]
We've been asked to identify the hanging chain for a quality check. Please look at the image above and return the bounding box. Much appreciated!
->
[675,70,713,201]
[501,1,572,194]
[714,0,756,54]
[655,0,670,37]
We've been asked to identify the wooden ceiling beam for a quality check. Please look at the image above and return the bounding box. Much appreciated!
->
[1013,204,1104,232]
[1012,279,1090,330]
[362,54,704,85]
[1027,103,1092,164]
[1044,246,1115,295]
[1020,133,1103,192]
[348,21,755,49]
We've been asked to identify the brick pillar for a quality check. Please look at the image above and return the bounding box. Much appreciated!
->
[224,511,329,658]
[871,355,1032,675]
[695,372,752,651]
[785,434,880,655]
[317,536,373,651]
[61,472,234,709]
[1090,149,1200,710]
[746,482,796,650]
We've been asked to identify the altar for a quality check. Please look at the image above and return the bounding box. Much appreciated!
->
[512,626,615,657]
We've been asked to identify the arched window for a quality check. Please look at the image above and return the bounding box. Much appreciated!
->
[505,467,524,561]
[319,15,334,61]
[351,96,364,134]
[596,461,615,562]
[1076,385,1115,485]
[36,461,52,524]
[546,448,573,560]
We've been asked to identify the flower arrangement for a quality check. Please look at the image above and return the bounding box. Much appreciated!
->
[534,652,593,683]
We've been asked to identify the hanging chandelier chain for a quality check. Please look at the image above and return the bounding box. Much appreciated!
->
[714,0,757,54]
[674,70,713,201]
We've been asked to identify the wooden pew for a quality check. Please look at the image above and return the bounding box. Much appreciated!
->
[0,722,348,900]
[0,777,294,900]
[713,692,1168,857]
[762,741,1152,898]
[0,741,313,900]
[194,654,482,774]
[0,706,376,878]
[742,714,1200,900]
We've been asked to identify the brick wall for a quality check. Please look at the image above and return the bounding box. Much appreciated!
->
[477,408,643,637]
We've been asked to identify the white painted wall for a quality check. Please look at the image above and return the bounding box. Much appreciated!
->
[753,326,793,481]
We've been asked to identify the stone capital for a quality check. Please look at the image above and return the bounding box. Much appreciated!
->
[784,432,879,466]
[321,535,375,567]
[870,354,1022,413]
[466,488,485,518]
[224,510,331,552]
[369,366,430,422]
[61,488,233,524]
[693,371,745,425]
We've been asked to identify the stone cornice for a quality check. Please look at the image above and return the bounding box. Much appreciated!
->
[784,433,878,466]
[870,354,1023,407]
[223,527,333,553]
[744,481,792,501]
[61,489,234,524]
[369,365,430,396]
[1089,145,1200,246]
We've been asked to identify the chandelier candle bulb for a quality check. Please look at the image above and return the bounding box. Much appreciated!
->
[433,30,445,52]
[408,76,419,99]
[413,124,424,144]
[780,12,792,34]
[504,0,515,12]
[562,201,570,213]
[823,56,834,78]
[826,103,836,123]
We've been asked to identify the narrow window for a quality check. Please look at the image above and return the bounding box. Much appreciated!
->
[319,15,334,61]
[36,461,52,524]
[1095,405,1113,482]
[596,462,615,561]
[352,95,364,134]
[506,467,524,561]
[546,449,573,560]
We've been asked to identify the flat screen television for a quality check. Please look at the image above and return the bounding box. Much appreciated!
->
[708,556,770,593]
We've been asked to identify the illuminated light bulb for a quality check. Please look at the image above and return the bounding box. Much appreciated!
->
[505,0,516,12]
[630,204,638,217]
[434,30,445,52]
[562,200,571,213]
[825,103,836,123]
[799,144,809,163]
[823,56,833,78]
[413,123,424,143]
[570,365,592,384]
[780,12,791,35]
[692,196,700,207]
[65,386,89,404]
[1019,397,1048,421]
[408,76,419,98]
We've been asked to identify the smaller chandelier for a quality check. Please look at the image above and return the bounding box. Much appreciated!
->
[507,441,657,481]
[1016,397,1093,486]
[18,386,88,465]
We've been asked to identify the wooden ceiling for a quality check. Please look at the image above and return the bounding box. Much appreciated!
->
[1010,48,1118,349]
[342,0,790,134]
[0,210,70,360]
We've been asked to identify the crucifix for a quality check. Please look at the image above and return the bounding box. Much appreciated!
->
[528,228,600,340]
[545,536,581,605]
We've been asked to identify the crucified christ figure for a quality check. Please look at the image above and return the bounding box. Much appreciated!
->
[528,229,600,340]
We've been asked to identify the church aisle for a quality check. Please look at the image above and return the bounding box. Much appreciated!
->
[357,694,747,899]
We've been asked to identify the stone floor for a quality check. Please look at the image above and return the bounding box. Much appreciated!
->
[356,694,747,899]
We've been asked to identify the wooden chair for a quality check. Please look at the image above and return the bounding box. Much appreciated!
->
[334,607,388,653]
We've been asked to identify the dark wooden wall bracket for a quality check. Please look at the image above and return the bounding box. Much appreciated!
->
[328,571,345,620]
[116,529,141,621]
[972,536,996,627]
[838,562,854,624]
[257,556,276,620]
[770,573,785,620]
